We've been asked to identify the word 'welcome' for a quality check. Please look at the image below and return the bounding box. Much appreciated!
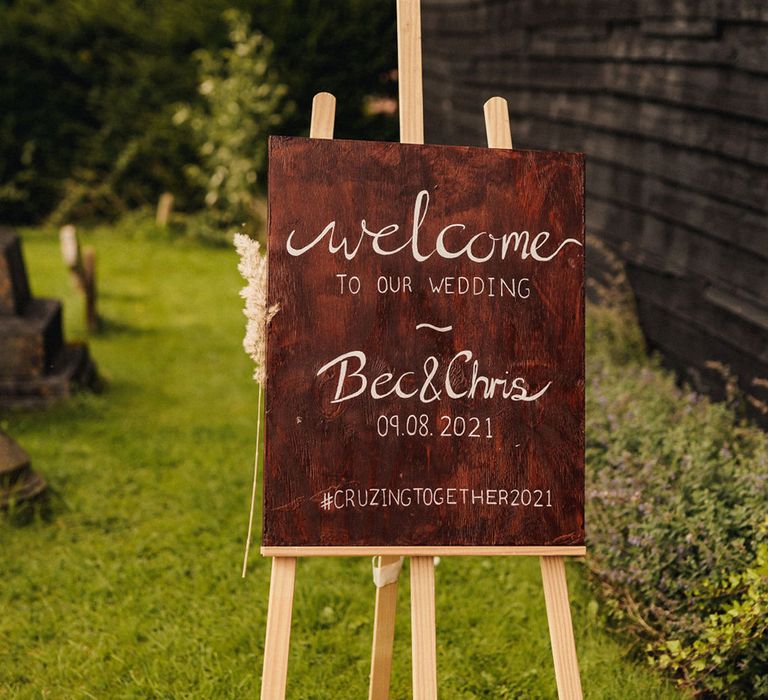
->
[287,190,582,263]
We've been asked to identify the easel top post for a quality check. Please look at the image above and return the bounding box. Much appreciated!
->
[484,96,513,150]
[397,0,424,145]
[309,92,336,139]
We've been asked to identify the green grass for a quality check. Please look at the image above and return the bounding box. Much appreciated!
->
[0,222,683,698]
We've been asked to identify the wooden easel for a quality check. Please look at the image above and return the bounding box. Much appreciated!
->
[259,2,584,698]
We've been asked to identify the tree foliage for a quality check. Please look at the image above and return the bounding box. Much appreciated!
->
[0,0,396,224]
[175,11,294,228]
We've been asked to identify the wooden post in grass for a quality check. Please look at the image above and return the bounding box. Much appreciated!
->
[59,225,83,290]
[59,225,99,334]
[82,245,98,334]
[156,192,174,226]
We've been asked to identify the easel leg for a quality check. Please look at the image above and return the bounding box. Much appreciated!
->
[540,556,583,700]
[369,556,401,700]
[410,556,437,699]
[261,557,297,700]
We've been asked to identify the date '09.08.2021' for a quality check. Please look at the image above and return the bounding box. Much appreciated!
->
[376,413,494,439]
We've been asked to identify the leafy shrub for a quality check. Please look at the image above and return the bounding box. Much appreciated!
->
[648,535,768,695]
[586,301,768,697]
[174,10,292,231]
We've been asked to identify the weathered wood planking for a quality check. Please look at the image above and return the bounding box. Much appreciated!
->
[265,136,585,548]
[427,87,768,167]
[422,0,768,425]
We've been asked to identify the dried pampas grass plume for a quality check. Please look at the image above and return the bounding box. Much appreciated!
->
[234,232,278,577]
[234,232,279,383]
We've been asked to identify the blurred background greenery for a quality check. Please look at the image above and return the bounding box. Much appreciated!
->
[0,0,398,229]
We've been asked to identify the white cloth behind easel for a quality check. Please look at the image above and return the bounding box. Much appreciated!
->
[371,556,404,587]
[371,556,441,587]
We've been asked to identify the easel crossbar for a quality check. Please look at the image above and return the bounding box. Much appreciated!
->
[261,546,586,557]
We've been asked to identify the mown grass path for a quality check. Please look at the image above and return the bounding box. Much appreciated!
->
[1,227,683,698]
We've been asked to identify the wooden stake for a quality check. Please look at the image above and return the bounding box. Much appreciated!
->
[410,556,437,700]
[368,556,401,700]
[156,192,174,226]
[540,557,583,700]
[83,245,99,334]
[58,225,99,333]
[59,225,82,281]
[260,557,297,700]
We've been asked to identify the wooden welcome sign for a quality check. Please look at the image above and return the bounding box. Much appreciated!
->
[257,3,586,699]
[265,137,584,549]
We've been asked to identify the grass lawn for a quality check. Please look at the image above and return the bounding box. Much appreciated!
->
[0,223,684,698]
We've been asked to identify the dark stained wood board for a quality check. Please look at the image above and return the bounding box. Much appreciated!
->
[264,136,585,548]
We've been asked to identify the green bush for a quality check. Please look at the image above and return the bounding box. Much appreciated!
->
[586,302,768,697]
[174,10,293,232]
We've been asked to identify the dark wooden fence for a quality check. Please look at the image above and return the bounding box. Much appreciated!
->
[422,0,768,423]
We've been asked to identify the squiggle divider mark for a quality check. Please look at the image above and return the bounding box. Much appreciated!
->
[416,323,453,333]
